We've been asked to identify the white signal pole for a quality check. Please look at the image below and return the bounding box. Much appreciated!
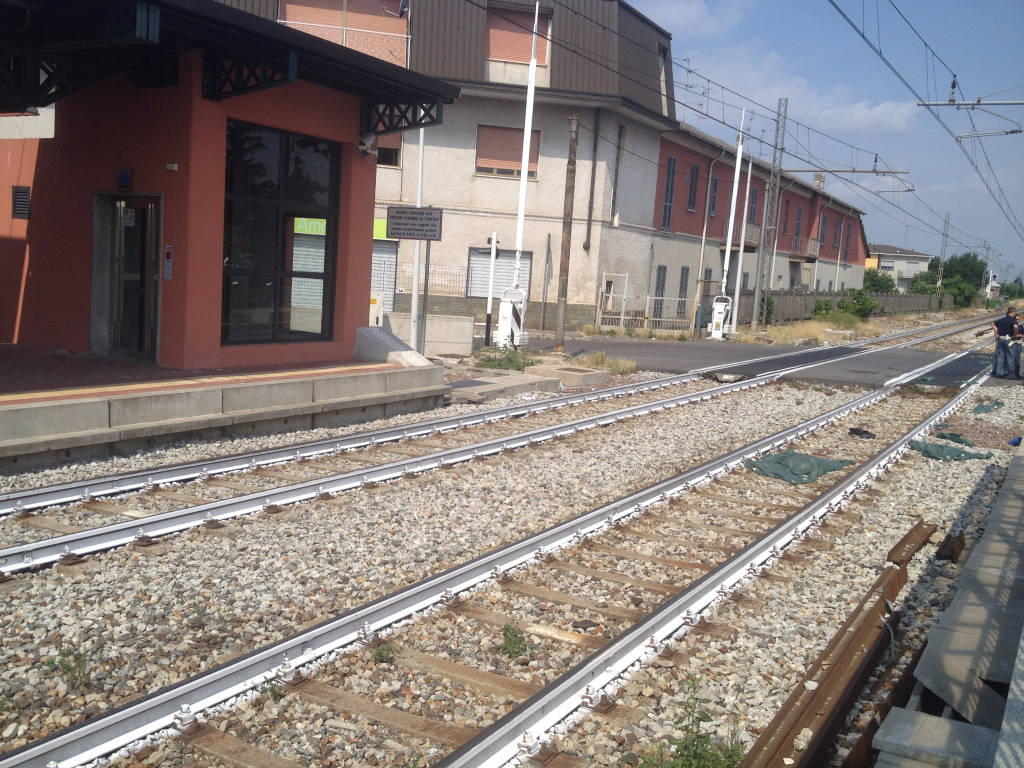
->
[719,109,745,301]
[512,1,540,289]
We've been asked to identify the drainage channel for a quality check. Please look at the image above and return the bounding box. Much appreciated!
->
[0,345,987,768]
[0,314,992,519]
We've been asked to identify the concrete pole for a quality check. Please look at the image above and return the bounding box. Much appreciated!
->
[688,149,727,337]
[834,215,844,292]
[409,126,424,351]
[731,154,754,331]
[556,114,580,350]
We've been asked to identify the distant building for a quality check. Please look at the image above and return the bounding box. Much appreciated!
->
[867,245,933,293]
[235,0,869,329]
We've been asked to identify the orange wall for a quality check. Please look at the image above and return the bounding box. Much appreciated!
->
[2,49,376,370]
[0,140,37,343]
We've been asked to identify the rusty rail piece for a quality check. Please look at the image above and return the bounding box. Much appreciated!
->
[739,520,937,768]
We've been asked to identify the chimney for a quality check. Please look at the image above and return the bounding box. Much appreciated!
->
[814,173,825,191]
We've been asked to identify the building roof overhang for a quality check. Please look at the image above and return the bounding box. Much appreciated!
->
[0,0,459,135]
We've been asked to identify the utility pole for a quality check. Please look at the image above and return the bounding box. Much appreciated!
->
[731,154,754,331]
[937,212,949,300]
[556,114,580,350]
[752,98,787,332]
[984,241,992,308]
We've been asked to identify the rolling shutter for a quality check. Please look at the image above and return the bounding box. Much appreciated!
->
[486,8,549,64]
[467,248,532,298]
[476,125,540,175]
[371,240,398,311]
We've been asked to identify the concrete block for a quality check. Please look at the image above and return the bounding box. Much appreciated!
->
[356,325,431,368]
[994,621,1024,768]
[221,381,314,414]
[0,399,109,439]
[384,366,445,392]
[108,389,222,428]
[449,373,560,403]
[875,708,999,767]
[524,364,611,387]
[314,372,389,400]
[385,312,475,356]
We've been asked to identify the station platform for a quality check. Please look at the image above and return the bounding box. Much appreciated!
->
[0,328,448,470]
[874,449,1024,768]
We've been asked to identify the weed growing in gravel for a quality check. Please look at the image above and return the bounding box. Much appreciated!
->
[372,643,396,665]
[638,677,744,768]
[43,650,90,688]
[499,624,528,658]
[576,351,638,375]
[187,601,207,629]
[264,681,285,702]
[475,348,539,371]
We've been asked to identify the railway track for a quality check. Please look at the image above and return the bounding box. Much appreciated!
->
[0,314,995,565]
[0,339,996,767]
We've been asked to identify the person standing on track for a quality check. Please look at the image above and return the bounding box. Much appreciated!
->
[992,306,1018,379]
[1012,313,1024,380]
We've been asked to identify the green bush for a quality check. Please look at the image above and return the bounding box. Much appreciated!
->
[813,298,833,316]
[836,289,876,319]
[815,309,860,329]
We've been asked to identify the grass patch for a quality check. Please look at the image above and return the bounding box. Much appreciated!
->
[576,351,638,375]
[44,650,90,688]
[474,347,539,371]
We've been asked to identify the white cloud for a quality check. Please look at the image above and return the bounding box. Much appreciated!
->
[806,100,918,134]
[644,0,758,38]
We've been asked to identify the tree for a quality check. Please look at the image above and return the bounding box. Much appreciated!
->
[941,251,986,290]
[942,275,975,307]
[908,270,938,295]
[863,268,896,293]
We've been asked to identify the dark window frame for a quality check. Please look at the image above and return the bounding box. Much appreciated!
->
[686,163,699,212]
[676,265,689,317]
[12,185,30,219]
[709,176,719,217]
[221,119,340,346]
[747,186,758,224]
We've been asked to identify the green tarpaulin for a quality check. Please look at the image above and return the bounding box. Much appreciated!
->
[935,432,975,446]
[972,400,1004,414]
[744,448,854,484]
[909,440,993,462]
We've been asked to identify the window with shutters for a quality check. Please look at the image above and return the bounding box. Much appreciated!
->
[819,212,827,243]
[747,187,758,224]
[476,125,540,178]
[709,176,718,217]
[486,7,549,65]
[833,217,841,248]
[782,199,789,234]
[676,266,689,317]
[11,186,30,219]
[686,164,699,211]
[376,131,402,167]
[660,156,677,230]
[222,120,339,344]
[793,205,802,249]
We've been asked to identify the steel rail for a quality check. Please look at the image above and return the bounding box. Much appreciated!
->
[0,315,994,518]
[0,334,993,575]
[0,344,989,768]
[847,312,999,347]
[439,369,991,768]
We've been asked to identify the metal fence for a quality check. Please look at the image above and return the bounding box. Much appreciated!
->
[596,291,698,332]
[396,263,468,297]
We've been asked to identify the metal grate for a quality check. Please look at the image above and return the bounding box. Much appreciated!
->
[11,186,30,219]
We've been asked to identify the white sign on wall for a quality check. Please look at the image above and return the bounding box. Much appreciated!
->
[386,206,443,241]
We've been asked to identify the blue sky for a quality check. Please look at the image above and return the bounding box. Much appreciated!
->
[630,0,1024,278]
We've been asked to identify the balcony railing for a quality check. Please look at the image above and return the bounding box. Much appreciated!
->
[730,223,821,259]
[730,220,761,248]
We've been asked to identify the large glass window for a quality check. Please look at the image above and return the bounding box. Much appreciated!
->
[222,121,339,344]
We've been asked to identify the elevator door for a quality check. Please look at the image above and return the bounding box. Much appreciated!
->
[113,199,158,358]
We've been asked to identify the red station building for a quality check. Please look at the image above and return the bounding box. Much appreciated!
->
[0,0,458,371]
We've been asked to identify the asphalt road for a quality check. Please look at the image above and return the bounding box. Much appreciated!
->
[528,334,998,389]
